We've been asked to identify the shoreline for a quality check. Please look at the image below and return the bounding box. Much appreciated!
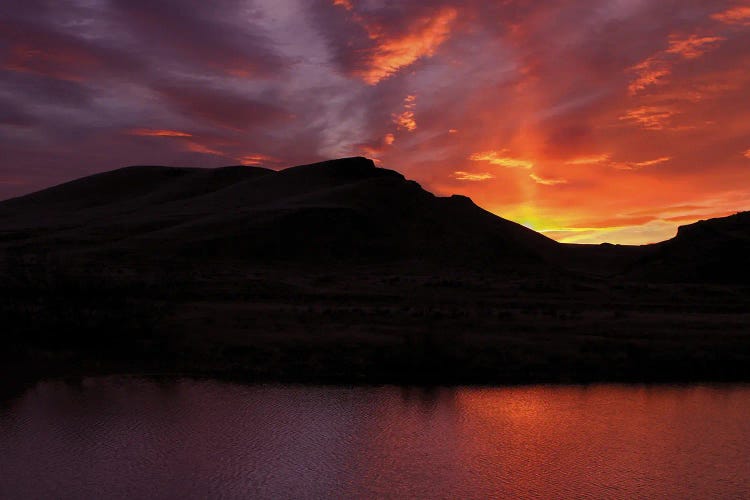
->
[5,355,750,401]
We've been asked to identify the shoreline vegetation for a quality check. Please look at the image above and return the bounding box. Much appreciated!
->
[3,255,749,393]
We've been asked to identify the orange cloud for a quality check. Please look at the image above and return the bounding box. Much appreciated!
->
[565,154,611,165]
[355,131,399,161]
[665,35,725,59]
[393,95,417,131]
[185,141,223,156]
[712,5,750,25]
[393,111,416,131]
[355,8,457,84]
[470,151,534,169]
[453,171,494,181]
[744,149,750,159]
[128,128,193,137]
[628,63,670,95]
[332,0,353,11]
[634,156,672,167]
[530,173,567,186]
[184,143,275,166]
[238,153,275,166]
[628,34,724,95]
[356,144,380,158]
[611,156,672,170]
[619,106,678,130]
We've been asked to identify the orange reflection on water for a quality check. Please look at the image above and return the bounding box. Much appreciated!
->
[3,381,750,498]
[452,385,750,498]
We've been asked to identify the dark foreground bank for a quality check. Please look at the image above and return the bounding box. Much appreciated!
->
[3,258,749,390]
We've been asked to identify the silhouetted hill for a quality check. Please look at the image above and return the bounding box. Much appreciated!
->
[1,157,749,282]
[2,158,750,385]
[628,212,750,283]
[0,157,558,270]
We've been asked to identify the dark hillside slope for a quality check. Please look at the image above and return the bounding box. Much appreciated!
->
[0,165,273,215]
[0,157,559,270]
[628,212,750,283]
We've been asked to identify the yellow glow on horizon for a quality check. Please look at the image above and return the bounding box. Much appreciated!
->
[483,202,688,245]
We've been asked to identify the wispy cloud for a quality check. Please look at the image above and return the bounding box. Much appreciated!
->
[628,34,724,95]
[712,5,750,25]
[530,173,567,186]
[565,154,611,165]
[238,153,276,166]
[332,0,353,11]
[392,95,417,131]
[469,151,534,169]
[665,35,725,59]
[612,156,672,170]
[336,5,458,85]
[619,106,678,130]
[453,171,494,181]
[128,128,192,137]
[628,61,671,96]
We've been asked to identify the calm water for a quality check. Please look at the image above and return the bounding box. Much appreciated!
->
[1,378,749,499]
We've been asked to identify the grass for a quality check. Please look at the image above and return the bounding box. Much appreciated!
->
[2,253,750,386]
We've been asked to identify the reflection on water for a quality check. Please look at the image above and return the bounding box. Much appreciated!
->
[1,379,749,499]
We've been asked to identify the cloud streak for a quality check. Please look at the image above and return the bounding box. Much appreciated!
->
[453,171,494,181]
[469,151,534,169]
[712,5,750,26]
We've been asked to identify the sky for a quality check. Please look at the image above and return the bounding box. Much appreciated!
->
[1,0,749,244]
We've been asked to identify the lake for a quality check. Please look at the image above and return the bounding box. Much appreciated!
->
[1,378,749,499]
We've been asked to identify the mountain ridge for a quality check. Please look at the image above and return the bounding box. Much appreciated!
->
[0,157,747,282]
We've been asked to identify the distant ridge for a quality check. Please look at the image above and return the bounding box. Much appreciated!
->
[0,157,748,282]
[629,211,750,283]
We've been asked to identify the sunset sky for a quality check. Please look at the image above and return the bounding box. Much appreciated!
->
[2,0,749,244]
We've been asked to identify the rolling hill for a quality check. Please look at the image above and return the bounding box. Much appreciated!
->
[0,157,559,271]
[628,212,750,283]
